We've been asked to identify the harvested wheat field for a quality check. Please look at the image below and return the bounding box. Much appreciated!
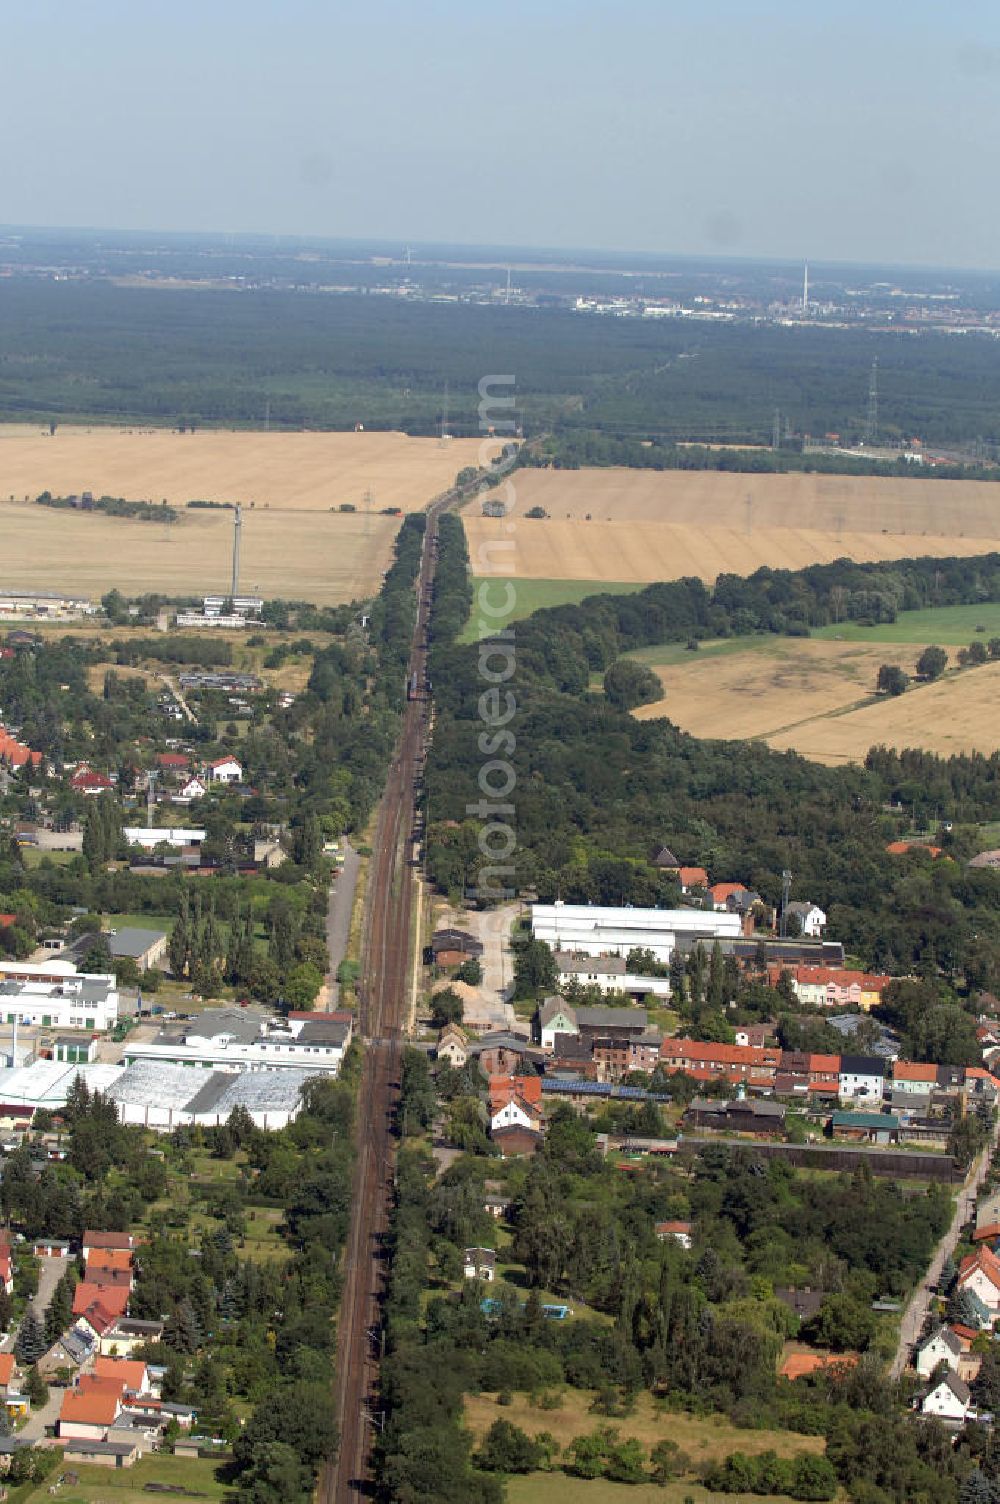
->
[0,425,492,511]
[0,500,399,604]
[633,639,1000,764]
[464,467,1000,584]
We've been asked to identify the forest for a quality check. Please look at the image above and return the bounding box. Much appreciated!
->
[424,534,1000,996]
[7,279,1000,445]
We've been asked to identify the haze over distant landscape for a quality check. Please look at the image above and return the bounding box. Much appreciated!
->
[2,0,1000,267]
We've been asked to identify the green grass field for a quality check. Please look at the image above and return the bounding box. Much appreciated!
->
[813,602,1000,645]
[506,1477,823,1504]
[460,577,644,642]
[19,1453,228,1504]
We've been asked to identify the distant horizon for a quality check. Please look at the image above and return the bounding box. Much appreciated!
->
[2,222,999,282]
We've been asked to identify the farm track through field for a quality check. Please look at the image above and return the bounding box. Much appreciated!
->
[322,486,450,1504]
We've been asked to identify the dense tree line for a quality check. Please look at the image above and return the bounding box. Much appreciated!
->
[424,551,1000,993]
[9,279,1000,447]
[524,428,1000,481]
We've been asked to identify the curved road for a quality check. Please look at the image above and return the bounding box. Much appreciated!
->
[891,1120,999,1379]
[321,495,445,1503]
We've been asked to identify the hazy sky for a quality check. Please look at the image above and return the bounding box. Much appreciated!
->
[2,0,998,267]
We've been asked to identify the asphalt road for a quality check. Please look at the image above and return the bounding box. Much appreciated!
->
[325,839,359,1007]
[890,1121,999,1379]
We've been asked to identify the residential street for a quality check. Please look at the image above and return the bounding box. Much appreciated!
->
[890,1123,1000,1379]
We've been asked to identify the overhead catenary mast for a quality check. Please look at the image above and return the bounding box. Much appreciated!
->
[802,261,809,314]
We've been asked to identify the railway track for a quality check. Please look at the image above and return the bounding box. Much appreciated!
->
[322,495,447,1504]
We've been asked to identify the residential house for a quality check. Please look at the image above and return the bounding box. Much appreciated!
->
[87,1248,133,1276]
[0,1245,13,1298]
[537,997,580,1050]
[893,1062,940,1095]
[58,1377,125,1440]
[734,1023,775,1049]
[659,1037,782,1088]
[74,1283,130,1324]
[784,901,827,938]
[435,1025,468,1068]
[921,1372,973,1424]
[770,964,894,1012]
[915,1325,964,1379]
[93,1357,151,1396]
[650,846,680,872]
[975,1190,1000,1244]
[175,776,207,803]
[957,1246,1000,1315]
[207,755,243,784]
[553,952,672,1001]
[678,866,709,894]
[98,1319,164,1358]
[489,1075,543,1136]
[33,1238,71,1259]
[70,767,115,796]
[654,1220,692,1249]
[0,1354,18,1399]
[472,1032,540,1076]
[838,1055,885,1103]
[155,753,190,774]
[463,1247,496,1282]
[83,1230,135,1261]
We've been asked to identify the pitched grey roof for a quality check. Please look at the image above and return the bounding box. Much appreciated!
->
[939,1372,971,1404]
[920,1324,963,1359]
[107,927,166,959]
[576,1006,648,1031]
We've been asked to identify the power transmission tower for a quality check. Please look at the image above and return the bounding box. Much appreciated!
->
[865,357,879,445]
[772,409,781,450]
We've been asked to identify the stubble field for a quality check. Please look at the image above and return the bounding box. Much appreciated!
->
[0,426,490,603]
[632,638,1000,763]
[0,424,487,510]
[463,468,1000,584]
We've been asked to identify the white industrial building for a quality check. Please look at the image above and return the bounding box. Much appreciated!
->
[0,1059,313,1132]
[122,1008,350,1076]
[0,973,118,1032]
[532,902,741,965]
[107,1061,314,1131]
[123,828,206,850]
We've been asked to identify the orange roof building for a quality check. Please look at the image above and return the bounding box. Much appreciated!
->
[86,1248,133,1274]
[59,1377,124,1431]
[93,1356,147,1393]
[0,1354,16,1389]
[73,1282,129,1321]
[0,729,41,769]
[678,866,709,889]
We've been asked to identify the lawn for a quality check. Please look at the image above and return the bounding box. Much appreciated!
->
[19,1452,229,1504]
[464,1390,827,1469]
[812,602,1000,645]
[505,1475,832,1504]
[459,577,644,642]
